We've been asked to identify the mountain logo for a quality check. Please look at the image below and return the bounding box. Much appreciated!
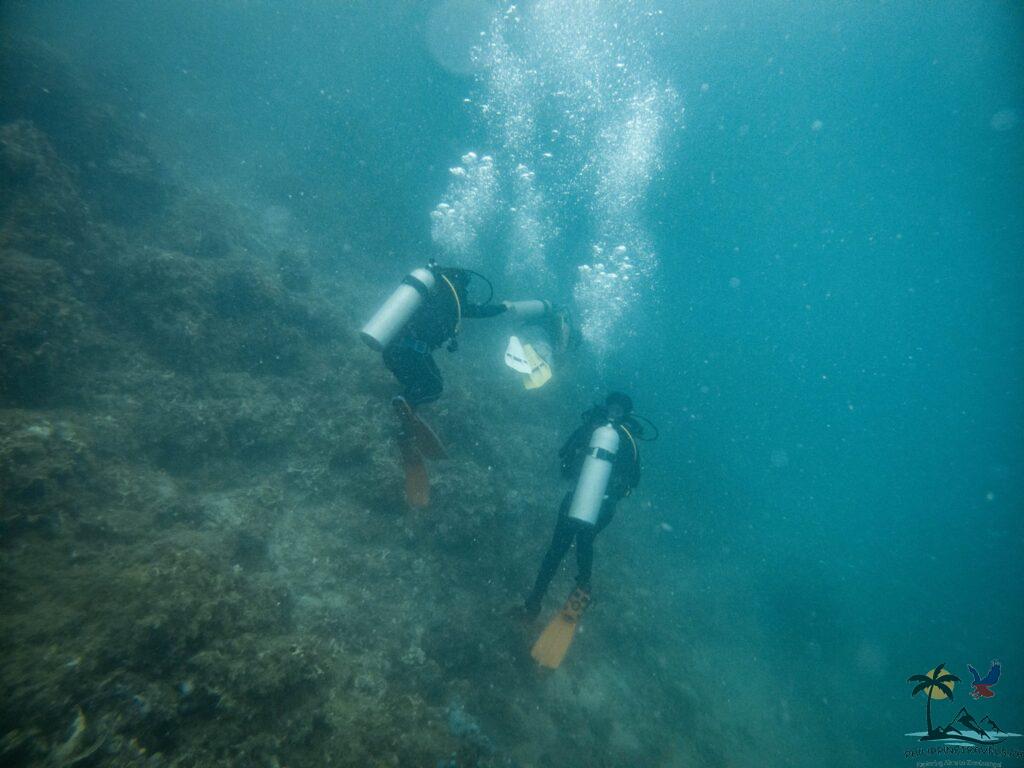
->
[906,661,1021,746]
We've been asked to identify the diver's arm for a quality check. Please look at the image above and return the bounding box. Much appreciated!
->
[559,408,605,458]
[462,302,508,319]
[627,461,641,491]
[607,463,640,501]
[557,425,591,479]
[558,424,586,459]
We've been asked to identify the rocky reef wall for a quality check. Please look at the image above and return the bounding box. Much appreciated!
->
[0,32,783,768]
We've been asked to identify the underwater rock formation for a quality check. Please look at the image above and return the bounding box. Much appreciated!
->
[0,30,756,768]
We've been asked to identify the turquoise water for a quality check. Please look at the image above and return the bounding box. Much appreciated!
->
[3,1,1022,766]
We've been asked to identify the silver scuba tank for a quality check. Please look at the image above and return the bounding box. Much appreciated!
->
[360,267,436,351]
[504,299,551,322]
[567,423,620,525]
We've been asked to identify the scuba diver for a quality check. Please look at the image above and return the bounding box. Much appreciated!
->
[502,301,579,389]
[521,392,648,668]
[361,261,508,407]
[359,261,507,507]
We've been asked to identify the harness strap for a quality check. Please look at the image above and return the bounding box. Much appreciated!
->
[618,424,639,465]
[402,273,432,298]
[438,273,462,336]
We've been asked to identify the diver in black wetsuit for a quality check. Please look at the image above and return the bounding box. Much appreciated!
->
[382,265,507,408]
[521,391,642,619]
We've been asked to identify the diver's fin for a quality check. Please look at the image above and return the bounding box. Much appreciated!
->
[505,335,533,374]
[531,586,590,668]
[410,414,447,460]
[392,397,431,507]
[393,396,447,460]
[399,438,430,508]
[521,344,552,390]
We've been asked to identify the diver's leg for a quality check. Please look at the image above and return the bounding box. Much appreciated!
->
[404,351,443,408]
[574,499,617,591]
[574,524,595,591]
[382,343,415,398]
[413,353,443,407]
[384,344,443,408]
[525,494,575,616]
[592,498,619,535]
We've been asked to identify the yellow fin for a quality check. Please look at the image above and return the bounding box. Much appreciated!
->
[531,587,590,668]
[521,344,552,390]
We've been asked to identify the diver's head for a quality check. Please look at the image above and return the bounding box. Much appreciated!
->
[605,391,633,421]
[440,267,471,294]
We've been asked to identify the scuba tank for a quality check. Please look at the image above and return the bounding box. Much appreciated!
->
[360,267,436,351]
[504,299,551,322]
[567,423,620,525]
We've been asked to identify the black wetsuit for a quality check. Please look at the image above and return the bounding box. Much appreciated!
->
[525,408,642,614]
[382,269,505,407]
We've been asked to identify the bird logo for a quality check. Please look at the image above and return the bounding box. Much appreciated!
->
[967,660,1001,700]
[905,660,1019,749]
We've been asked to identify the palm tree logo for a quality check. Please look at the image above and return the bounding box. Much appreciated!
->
[907,663,961,737]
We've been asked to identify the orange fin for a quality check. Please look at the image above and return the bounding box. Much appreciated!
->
[393,397,447,460]
[399,438,430,508]
[531,587,591,669]
[409,415,447,460]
